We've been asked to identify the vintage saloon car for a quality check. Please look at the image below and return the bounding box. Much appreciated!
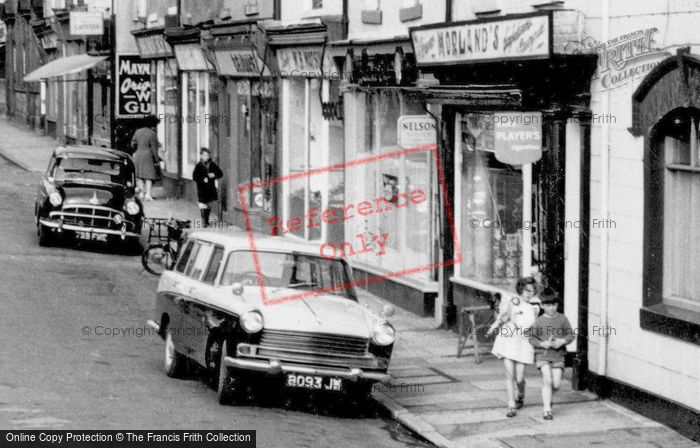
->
[147,230,395,404]
[34,146,143,247]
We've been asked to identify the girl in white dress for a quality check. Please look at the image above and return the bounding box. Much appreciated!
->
[488,277,541,417]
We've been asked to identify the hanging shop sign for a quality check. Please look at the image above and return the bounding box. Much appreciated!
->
[493,112,542,165]
[41,33,58,50]
[69,11,104,36]
[135,34,173,59]
[213,48,269,77]
[116,55,152,117]
[276,47,335,78]
[411,13,550,66]
[174,44,213,71]
[397,115,437,148]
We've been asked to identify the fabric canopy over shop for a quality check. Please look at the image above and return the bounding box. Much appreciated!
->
[23,54,108,82]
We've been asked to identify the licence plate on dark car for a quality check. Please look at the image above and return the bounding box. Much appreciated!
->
[285,374,342,391]
[76,231,107,242]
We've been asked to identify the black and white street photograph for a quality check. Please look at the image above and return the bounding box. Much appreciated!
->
[0,0,698,447]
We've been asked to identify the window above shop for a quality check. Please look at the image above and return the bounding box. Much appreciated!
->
[399,0,422,22]
[641,107,700,345]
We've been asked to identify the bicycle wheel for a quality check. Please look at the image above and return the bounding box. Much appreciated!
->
[142,243,174,275]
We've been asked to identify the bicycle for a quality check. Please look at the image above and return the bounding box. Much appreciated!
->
[456,292,501,364]
[141,218,191,275]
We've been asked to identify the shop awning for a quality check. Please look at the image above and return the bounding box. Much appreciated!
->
[399,85,523,107]
[174,44,214,71]
[23,54,108,82]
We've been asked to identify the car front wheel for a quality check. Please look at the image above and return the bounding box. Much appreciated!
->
[164,331,186,378]
[216,340,241,405]
[37,223,55,247]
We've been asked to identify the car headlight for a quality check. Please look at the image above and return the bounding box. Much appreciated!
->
[125,201,140,215]
[49,192,63,207]
[240,311,263,334]
[372,322,395,346]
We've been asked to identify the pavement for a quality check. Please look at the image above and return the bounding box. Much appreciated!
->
[1,116,697,448]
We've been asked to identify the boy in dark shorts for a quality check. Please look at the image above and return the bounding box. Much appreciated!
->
[528,293,575,420]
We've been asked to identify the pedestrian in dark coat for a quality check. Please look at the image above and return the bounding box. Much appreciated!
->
[130,115,161,201]
[193,148,223,227]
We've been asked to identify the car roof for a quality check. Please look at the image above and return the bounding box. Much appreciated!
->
[186,228,335,258]
[55,145,130,161]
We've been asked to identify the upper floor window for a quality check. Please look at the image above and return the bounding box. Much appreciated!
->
[657,110,700,313]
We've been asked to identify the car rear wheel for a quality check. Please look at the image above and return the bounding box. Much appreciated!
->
[164,331,186,378]
[216,340,241,405]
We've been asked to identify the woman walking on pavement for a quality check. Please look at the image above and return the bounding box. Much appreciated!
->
[130,115,161,201]
[193,148,223,228]
[487,276,541,417]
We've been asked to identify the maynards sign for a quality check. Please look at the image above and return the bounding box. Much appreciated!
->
[565,28,671,90]
[410,13,550,66]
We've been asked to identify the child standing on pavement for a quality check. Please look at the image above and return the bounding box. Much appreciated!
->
[528,292,575,420]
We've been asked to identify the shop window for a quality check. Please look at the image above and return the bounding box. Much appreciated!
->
[345,90,435,282]
[285,78,325,241]
[237,80,275,213]
[163,59,179,175]
[181,71,209,179]
[454,113,534,289]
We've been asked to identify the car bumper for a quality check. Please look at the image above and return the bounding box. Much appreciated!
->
[39,218,140,239]
[224,356,391,383]
[145,320,392,383]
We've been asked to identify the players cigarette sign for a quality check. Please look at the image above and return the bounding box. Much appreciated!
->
[493,112,542,165]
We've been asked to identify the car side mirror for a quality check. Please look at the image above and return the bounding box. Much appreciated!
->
[380,305,395,318]
[231,282,244,296]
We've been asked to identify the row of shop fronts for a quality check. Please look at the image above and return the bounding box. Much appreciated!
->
[129,11,595,326]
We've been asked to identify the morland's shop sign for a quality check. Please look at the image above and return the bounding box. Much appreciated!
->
[410,12,550,66]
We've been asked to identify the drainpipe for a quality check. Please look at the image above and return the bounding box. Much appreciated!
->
[109,0,116,149]
[342,0,348,37]
[597,0,610,383]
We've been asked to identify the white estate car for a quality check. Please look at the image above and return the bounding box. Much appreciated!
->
[147,229,395,404]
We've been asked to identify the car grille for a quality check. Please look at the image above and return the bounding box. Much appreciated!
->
[259,330,369,357]
[52,206,128,230]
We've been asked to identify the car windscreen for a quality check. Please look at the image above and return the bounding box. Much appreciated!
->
[221,250,357,301]
[54,157,132,184]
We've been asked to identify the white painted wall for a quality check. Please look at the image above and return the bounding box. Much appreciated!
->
[115,0,139,53]
[347,0,446,41]
[280,0,342,22]
[578,2,700,411]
